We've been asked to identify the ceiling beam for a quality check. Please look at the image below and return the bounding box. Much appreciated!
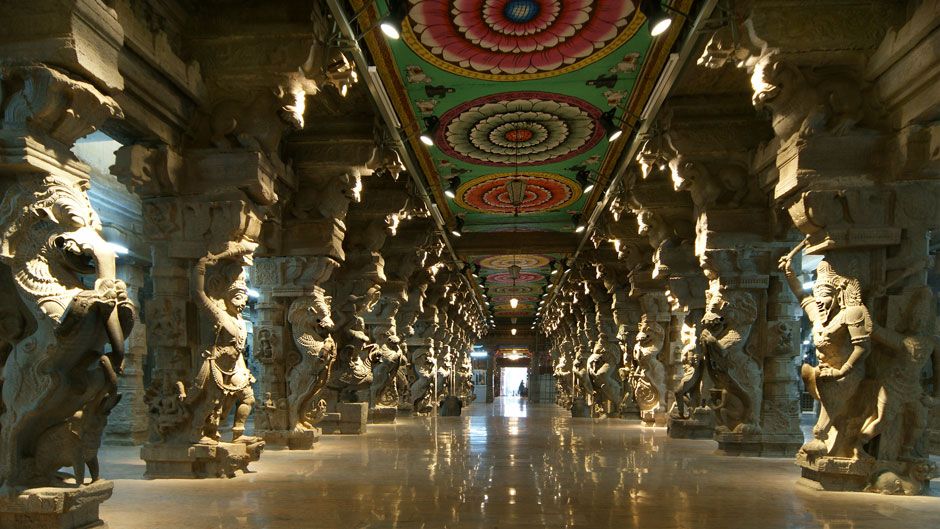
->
[454,231,579,256]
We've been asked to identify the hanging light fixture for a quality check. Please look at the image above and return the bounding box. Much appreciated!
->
[506,178,527,208]
[510,297,519,309]
[511,328,517,336]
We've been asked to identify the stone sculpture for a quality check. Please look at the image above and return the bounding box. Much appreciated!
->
[0,173,135,492]
[629,316,667,425]
[587,334,622,418]
[780,248,870,458]
[700,286,762,434]
[367,321,406,409]
[189,247,260,445]
[285,290,336,443]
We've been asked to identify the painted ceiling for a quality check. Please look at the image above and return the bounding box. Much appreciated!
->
[356,0,671,318]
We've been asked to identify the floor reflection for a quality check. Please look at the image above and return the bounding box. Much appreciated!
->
[99,401,939,529]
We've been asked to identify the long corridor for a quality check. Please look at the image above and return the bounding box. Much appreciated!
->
[99,400,939,529]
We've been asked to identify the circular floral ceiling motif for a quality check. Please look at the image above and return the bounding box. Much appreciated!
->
[404,0,643,80]
[494,310,533,317]
[487,271,543,284]
[437,92,604,166]
[479,254,551,269]
[489,284,542,296]
[457,173,580,214]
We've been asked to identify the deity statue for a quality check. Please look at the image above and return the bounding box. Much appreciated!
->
[861,286,940,460]
[780,247,870,458]
[189,246,260,445]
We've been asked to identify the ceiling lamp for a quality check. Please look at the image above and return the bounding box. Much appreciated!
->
[600,109,622,142]
[444,176,460,198]
[506,178,527,207]
[572,214,586,233]
[640,0,672,37]
[451,216,464,237]
[508,264,521,280]
[576,169,594,193]
[379,0,408,39]
[511,328,517,336]
[419,115,439,146]
[509,297,519,308]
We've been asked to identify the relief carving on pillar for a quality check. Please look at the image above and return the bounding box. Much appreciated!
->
[285,289,336,436]
[700,285,762,435]
[622,316,667,425]
[0,65,135,501]
[0,173,135,491]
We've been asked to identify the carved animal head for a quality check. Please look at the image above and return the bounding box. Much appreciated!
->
[0,175,118,321]
[636,317,664,349]
[702,288,757,336]
[288,292,335,336]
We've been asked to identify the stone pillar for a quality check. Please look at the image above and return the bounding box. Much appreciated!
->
[583,256,624,418]
[104,262,150,445]
[114,136,287,479]
[698,0,940,490]
[0,64,133,526]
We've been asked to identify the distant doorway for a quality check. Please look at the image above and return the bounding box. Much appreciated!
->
[499,367,528,397]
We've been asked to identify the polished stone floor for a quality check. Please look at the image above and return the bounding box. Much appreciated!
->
[99,398,939,528]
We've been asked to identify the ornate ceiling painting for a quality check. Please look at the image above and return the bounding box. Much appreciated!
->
[471,253,557,317]
[356,0,674,318]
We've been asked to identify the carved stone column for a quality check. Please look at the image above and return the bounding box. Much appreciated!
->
[698,0,940,487]
[583,256,623,418]
[0,64,133,527]
[114,134,283,478]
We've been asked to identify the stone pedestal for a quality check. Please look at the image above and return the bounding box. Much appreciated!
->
[439,396,463,416]
[570,398,591,418]
[368,406,397,424]
[320,403,369,434]
[261,428,321,450]
[667,408,715,439]
[797,453,939,495]
[0,481,113,529]
[140,441,265,479]
[715,431,802,457]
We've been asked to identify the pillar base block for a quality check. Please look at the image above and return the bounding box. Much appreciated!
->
[260,428,321,450]
[714,431,802,457]
[0,480,113,529]
[140,440,264,479]
[320,403,369,434]
[796,453,939,495]
[667,408,715,439]
[439,396,463,416]
[368,406,397,424]
[570,398,591,418]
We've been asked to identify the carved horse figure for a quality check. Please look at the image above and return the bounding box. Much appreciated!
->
[0,174,134,492]
[286,290,336,433]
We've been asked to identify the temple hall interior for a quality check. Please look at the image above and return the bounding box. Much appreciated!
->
[0,1,939,528]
